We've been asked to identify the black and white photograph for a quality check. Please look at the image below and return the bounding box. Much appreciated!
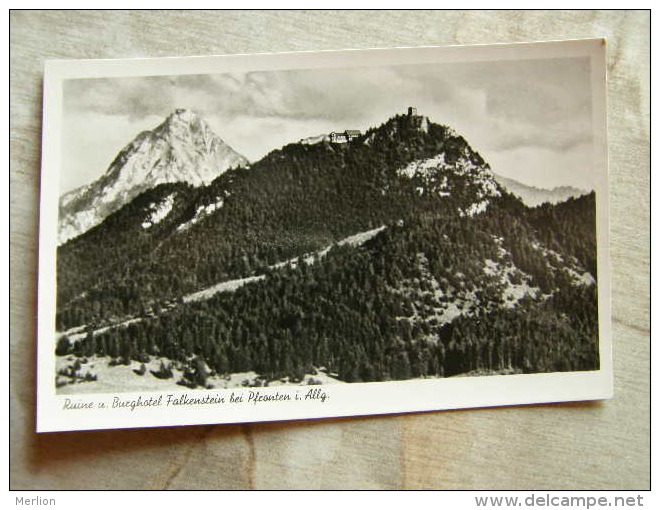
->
[37,40,612,432]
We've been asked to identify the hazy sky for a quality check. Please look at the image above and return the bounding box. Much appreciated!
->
[61,57,594,194]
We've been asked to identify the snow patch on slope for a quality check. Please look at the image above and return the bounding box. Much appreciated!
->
[56,355,344,395]
[483,258,539,307]
[177,197,225,232]
[184,275,264,303]
[141,194,175,229]
[392,252,477,327]
[396,150,501,217]
[460,200,489,218]
[531,241,595,287]
[392,237,540,332]
[398,154,449,180]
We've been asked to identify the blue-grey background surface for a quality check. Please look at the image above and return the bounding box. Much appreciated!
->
[10,10,649,489]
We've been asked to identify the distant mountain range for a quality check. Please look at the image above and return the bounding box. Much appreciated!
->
[493,174,589,208]
[55,109,599,390]
[58,109,247,245]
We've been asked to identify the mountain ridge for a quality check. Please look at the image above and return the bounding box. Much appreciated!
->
[493,173,589,207]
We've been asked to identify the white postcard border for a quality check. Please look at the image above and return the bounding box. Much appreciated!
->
[37,39,612,433]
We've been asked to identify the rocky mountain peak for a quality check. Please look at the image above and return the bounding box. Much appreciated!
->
[160,108,202,131]
[150,109,217,146]
[58,109,247,245]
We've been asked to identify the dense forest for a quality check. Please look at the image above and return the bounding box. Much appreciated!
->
[56,115,494,330]
[58,200,599,385]
[56,113,600,387]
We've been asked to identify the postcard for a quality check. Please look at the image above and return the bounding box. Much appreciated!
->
[37,39,612,432]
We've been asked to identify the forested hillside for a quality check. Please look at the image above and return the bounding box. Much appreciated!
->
[57,114,502,330]
[55,111,599,389]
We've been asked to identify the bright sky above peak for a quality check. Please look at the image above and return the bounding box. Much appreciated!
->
[61,57,594,194]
